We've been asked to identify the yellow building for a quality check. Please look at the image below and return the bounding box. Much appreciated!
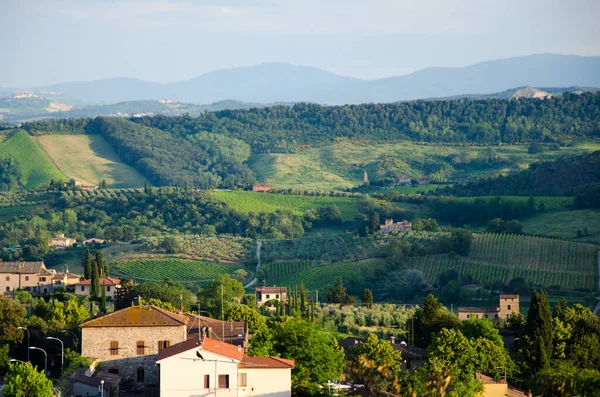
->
[458,295,519,321]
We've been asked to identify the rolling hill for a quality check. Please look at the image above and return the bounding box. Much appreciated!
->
[2,54,597,105]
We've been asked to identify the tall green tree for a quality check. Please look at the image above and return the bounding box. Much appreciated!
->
[362,288,374,309]
[347,333,402,391]
[411,294,460,348]
[368,211,380,234]
[3,362,53,397]
[83,248,91,280]
[94,251,107,277]
[91,258,100,299]
[197,275,244,319]
[0,296,26,344]
[100,281,107,313]
[522,289,553,373]
[227,305,273,356]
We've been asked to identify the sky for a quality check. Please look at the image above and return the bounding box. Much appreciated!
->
[1,0,599,87]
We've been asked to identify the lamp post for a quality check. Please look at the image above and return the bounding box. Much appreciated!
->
[45,336,64,373]
[16,326,29,361]
[29,346,48,376]
[9,358,26,364]
[100,379,105,397]
[60,330,79,353]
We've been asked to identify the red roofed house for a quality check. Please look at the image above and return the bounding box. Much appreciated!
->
[255,286,287,307]
[252,184,273,192]
[74,277,121,299]
[156,336,293,397]
[80,305,189,392]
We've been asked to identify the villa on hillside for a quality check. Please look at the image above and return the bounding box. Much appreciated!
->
[49,233,76,248]
[1,261,55,294]
[255,286,287,306]
[252,184,273,192]
[380,219,412,233]
[458,294,520,321]
[52,268,83,290]
[73,277,122,299]
[156,336,294,397]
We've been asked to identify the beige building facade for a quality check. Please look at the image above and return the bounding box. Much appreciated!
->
[49,233,76,248]
[380,219,412,233]
[74,277,121,299]
[255,286,287,306]
[80,306,188,391]
[0,261,55,294]
[458,295,520,321]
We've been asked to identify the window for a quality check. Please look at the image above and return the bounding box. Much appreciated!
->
[484,314,488,319]
[110,341,119,355]
[495,314,499,319]
[218,374,229,389]
[507,305,511,310]
[276,294,279,299]
[81,286,85,291]
[266,294,270,299]
[5,276,9,281]
[25,276,29,281]
[238,373,247,387]
[137,341,145,355]
[40,277,46,282]
[136,367,145,382]
[5,287,9,292]
[203,375,210,389]
[107,286,111,292]
[475,314,479,319]
[158,340,170,351]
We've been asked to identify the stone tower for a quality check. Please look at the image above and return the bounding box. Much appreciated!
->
[498,294,519,319]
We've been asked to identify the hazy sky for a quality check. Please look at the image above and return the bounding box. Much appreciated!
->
[1,0,599,87]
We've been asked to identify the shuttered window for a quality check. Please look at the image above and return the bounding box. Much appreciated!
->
[218,374,229,389]
[110,341,118,355]
[238,373,247,387]
[157,340,171,351]
[203,375,210,389]
[137,341,145,355]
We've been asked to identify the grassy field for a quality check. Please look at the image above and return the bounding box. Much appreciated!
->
[211,191,360,222]
[247,140,600,191]
[35,134,148,189]
[521,209,600,244]
[0,205,46,221]
[110,258,243,289]
[0,130,67,188]
[409,233,599,292]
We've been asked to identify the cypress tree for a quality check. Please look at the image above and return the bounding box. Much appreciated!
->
[524,289,553,372]
[94,251,105,277]
[101,281,107,313]
[299,282,307,317]
[363,288,374,309]
[91,259,100,299]
[84,249,92,280]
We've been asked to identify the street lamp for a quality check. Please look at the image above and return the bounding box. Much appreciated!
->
[29,346,48,376]
[16,327,29,361]
[9,358,26,364]
[100,379,105,397]
[45,336,64,373]
[60,330,79,353]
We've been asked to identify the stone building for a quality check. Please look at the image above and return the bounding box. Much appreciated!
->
[80,305,189,393]
[52,269,83,290]
[458,294,520,321]
[380,219,412,233]
[0,261,55,294]
[73,277,121,299]
[49,233,76,248]
[255,286,287,306]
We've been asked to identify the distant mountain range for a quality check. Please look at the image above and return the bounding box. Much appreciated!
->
[2,54,600,105]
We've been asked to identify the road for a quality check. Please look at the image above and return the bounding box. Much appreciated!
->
[243,241,262,289]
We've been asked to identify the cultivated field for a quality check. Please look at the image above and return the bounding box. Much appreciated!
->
[211,191,360,222]
[0,130,67,188]
[35,134,149,188]
[408,233,599,292]
[521,209,600,244]
[110,258,243,289]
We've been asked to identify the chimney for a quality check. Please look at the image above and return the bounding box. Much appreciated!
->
[391,336,395,344]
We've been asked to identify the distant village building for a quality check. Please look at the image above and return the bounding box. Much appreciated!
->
[252,184,273,192]
[458,294,520,321]
[52,268,83,290]
[67,179,96,191]
[0,261,55,294]
[417,178,430,185]
[71,370,121,397]
[49,233,76,248]
[393,176,412,185]
[380,219,412,233]
[74,277,122,299]
[255,286,287,307]
[83,238,106,246]
[156,336,294,397]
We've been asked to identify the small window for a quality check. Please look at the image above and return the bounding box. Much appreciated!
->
[218,374,229,389]
[158,340,170,351]
[40,277,46,282]
[266,294,270,299]
[495,314,498,318]
[276,294,279,299]
[110,341,119,355]
[107,286,111,292]
[238,373,247,387]
[136,367,145,382]
[484,314,488,319]
[137,341,145,355]
[5,276,9,281]
[507,305,511,310]
[5,287,9,292]
[25,276,29,281]
[81,285,85,291]
[475,314,479,319]
[204,375,210,389]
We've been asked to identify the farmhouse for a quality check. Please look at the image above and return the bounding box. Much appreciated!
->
[458,294,520,321]
[80,305,189,392]
[380,219,412,233]
[393,176,412,185]
[417,178,430,185]
[255,286,287,306]
[0,261,55,294]
[156,336,294,397]
[52,268,83,290]
[68,179,97,191]
[73,277,121,299]
[49,233,76,248]
[252,184,273,192]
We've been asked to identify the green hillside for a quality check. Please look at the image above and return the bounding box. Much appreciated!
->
[0,130,67,188]
[521,209,600,244]
[408,233,599,292]
[35,134,149,189]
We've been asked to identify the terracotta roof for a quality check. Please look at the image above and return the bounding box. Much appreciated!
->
[0,262,46,274]
[476,373,501,384]
[52,272,82,280]
[239,356,294,369]
[457,306,499,313]
[255,286,287,293]
[81,305,188,328]
[156,336,244,362]
[73,277,121,286]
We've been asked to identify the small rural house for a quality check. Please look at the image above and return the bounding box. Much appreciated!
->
[255,286,287,306]
[74,277,122,299]
[252,184,273,192]
[49,233,76,248]
[52,268,83,290]
[0,261,55,294]
[71,370,121,397]
[156,336,294,397]
[393,176,412,185]
[458,295,520,321]
[380,219,412,233]
[80,305,189,390]
[83,238,106,246]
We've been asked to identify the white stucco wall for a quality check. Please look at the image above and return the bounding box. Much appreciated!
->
[238,368,292,397]
[158,348,240,397]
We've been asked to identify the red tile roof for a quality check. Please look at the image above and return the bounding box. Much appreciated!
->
[156,336,245,362]
[255,286,287,293]
[73,277,121,286]
[81,305,188,328]
[239,356,294,369]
